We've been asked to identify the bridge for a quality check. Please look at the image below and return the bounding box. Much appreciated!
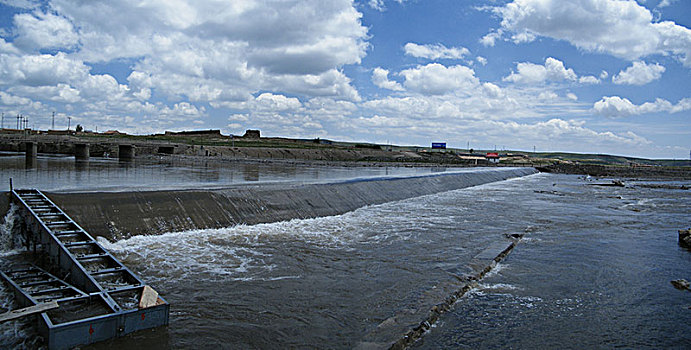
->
[1,188,169,349]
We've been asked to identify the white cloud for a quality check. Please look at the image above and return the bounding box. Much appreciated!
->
[480,30,502,47]
[657,0,677,8]
[159,102,206,121]
[43,0,369,102]
[593,96,691,117]
[372,67,404,91]
[0,91,33,106]
[254,93,302,112]
[400,63,479,95]
[403,43,469,60]
[482,82,503,98]
[504,57,577,84]
[13,11,79,51]
[476,56,487,65]
[599,70,609,79]
[566,93,578,101]
[0,38,20,54]
[491,0,691,66]
[368,0,385,11]
[612,61,665,85]
[356,114,407,128]
[0,52,89,86]
[496,118,652,147]
[0,0,40,9]
[578,76,600,84]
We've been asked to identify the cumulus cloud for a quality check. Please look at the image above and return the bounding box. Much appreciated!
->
[13,12,79,51]
[368,0,385,11]
[400,63,479,95]
[403,43,469,60]
[578,76,600,84]
[0,0,373,136]
[42,0,369,102]
[496,118,652,147]
[0,0,40,9]
[254,93,302,112]
[480,30,502,47]
[593,96,691,117]
[612,61,665,85]
[372,67,404,91]
[490,0,691,66]
[657,0,677,8]
[0,91,33,106]
[504,57,578,84]
[0,52,89,87]
[367,0,406,11]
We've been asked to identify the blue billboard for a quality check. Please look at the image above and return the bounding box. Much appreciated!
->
[431,142,446,149]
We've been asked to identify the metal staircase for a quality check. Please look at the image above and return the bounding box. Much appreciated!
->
[1,188,169,349]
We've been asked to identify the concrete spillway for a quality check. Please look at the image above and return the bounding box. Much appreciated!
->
[33,167,538,240]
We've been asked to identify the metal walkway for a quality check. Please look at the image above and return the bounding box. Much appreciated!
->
[1,189,169,349]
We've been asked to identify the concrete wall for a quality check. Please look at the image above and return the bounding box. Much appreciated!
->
[33,167,537,241]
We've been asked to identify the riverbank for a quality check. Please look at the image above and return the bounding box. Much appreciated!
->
[538,163,691,179]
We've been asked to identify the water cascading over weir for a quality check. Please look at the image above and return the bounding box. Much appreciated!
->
[35,167,538,240]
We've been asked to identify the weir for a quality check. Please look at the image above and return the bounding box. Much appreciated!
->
[1,188,169,349]
[45,167,539,240]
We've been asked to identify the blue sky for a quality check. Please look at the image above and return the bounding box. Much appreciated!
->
[0,0,689,158]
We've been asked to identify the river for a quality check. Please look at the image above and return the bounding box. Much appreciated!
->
[0,160,689,348]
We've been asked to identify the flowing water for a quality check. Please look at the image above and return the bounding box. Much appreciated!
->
[0,171,689,349]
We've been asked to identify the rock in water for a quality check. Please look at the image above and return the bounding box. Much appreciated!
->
[679,228,691,248]
[671,279,690,291]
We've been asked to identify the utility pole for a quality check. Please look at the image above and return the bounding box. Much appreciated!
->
[51,111,55,130]
[16,114,20,129]
[533,145,536,153]
[67,116,71,131]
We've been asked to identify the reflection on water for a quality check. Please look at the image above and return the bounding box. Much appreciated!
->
[0,152,461,192]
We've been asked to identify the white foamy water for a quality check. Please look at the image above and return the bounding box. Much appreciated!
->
[97,196,445,284]
[97,172,546,288]
[0,205,22,253]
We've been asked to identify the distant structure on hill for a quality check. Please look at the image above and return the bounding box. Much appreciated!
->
[486,152,500,164]
[243,129,260,139]
[165,129,222,137]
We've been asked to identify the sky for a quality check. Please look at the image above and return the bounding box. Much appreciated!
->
[0,0,689,159]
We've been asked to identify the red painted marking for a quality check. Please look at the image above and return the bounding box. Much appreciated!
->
[141,313,145,320]
[89,325,94,335]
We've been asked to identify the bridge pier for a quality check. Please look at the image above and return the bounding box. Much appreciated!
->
[24,142,37,168]
[24,141,37,159]
[118,144,135,160]
[74,143,89,160]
